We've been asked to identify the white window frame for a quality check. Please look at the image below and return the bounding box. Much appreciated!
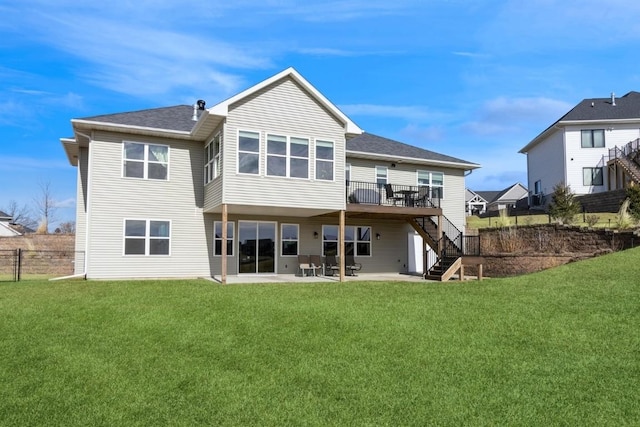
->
[123,219,171,256]
[213,221,235,257]
[204,132,222,184]
[321,224,371,257]
[237,130,261,175]
[280,223,299,256]
[375,166,388,185]
[417,170,444,199]
[266,134,309,179]
[583,167,604,186]
[122,141,170,180]
[581,129,605,148]
[315,139,335,181]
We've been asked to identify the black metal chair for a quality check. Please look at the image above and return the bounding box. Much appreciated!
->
[384,184,404,206]
[345,255,362,276]
[324,255,341,276]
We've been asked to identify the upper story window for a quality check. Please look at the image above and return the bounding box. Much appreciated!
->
[238,130,260,174]
[123,142,169,180]
[124,219,170,256]
[417,170,444,198]
[267,134,309,178]
[583,167,603,186]
[205,133,222,184]
[316,140,334,181]
[581,129,605,148]
[375,166,388,185]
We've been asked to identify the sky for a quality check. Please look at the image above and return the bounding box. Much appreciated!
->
[2,0,640,227]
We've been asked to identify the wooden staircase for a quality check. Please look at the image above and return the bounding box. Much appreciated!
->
[607,139,640,186]
[409,216,468,281]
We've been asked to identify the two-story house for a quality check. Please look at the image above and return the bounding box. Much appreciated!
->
[520,91,640,207]
[61,68,480,282]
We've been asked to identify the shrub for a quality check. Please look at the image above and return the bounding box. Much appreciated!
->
[625,184,640,221]
[548,182,581,225]
[616,199,635,230]
[585,214,600,227]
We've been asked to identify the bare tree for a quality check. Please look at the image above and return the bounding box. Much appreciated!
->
[2,200,37,229]
[56,221,76,234]
[33,180,58,234]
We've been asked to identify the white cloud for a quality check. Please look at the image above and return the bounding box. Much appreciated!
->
[54,198,76,209]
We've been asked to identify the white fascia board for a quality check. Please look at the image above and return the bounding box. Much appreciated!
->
[558,118,640,125]
[519,125,562,154]
[61,138,79,166]
[208,67,363,135]
[71,119,192,139]
[347,150,480,170]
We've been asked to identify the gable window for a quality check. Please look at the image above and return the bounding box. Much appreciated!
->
[583,167,603,186]
[238,131,260,174]
[316,140,334,180]
[214,221,234,256]
[581,129,605,148]
[205,133,222,184]
[124,219,170,255]
[321,225,371,256]
[417,170,444,198]
[123,142,169,180]
[281,224,299,256]
[267,135,309,178]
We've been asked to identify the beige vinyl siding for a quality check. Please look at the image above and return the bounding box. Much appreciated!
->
[74,147,88,274]
[216,214,416,275]
[204,124,224,209]
[210,77,346,213]
[86,132,210,279]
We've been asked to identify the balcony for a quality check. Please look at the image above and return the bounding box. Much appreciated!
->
[346,181,441,208]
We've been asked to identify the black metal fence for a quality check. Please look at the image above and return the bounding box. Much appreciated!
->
[0,249,85,282]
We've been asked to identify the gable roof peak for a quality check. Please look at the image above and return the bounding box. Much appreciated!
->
[208,67,363,135]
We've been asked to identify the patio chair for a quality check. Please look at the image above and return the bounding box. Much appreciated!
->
[414,186,431,207]
[324,255,341,276]
[297,255,315,276]
[309,255,324,276]
[345,255,362,276]
[384,184,404,206]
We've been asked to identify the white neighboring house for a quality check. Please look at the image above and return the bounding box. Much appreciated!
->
[465,189,487,215]
[0,211,22,237]
[520,91,640,207]
[61,67,481,282]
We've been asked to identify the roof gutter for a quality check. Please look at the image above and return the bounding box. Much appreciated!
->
[346,150,481,170]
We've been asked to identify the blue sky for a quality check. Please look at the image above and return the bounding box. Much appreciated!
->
[2,0,640,226]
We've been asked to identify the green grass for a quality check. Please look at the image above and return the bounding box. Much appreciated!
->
[467,212,620,229]
[1,250,639,426]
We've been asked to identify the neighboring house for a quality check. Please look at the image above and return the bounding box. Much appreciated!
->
[520,91,640,208]
[465,189,488,215]
[61,67,480,282]
[0,211,34,236]
[476,183,529,213]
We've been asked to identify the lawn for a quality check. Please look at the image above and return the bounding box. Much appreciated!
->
[467,212,620,229]
[1,250,639,426]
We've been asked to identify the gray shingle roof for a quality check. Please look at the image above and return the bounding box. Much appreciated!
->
[0,210,10,219]
[560,91,640,121]
[347,133,476,166]
[476,191,501,203]
[78,105,196,132]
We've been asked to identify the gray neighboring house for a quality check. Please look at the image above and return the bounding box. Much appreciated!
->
[61,67,480,281]
[476,183,529,213]
[520,91,640,208]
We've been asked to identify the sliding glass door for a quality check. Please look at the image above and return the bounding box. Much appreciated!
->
[238,221,276,274]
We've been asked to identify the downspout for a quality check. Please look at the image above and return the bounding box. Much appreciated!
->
[76,130,92,278]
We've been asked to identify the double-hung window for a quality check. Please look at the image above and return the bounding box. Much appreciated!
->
[238,131,260,174]
[316,140,334,181]
[281,224,299,256]
[205,133,222,184]
[266,135,309,178]
[123,142,169,180]
[124,219,170,255]
[583,167,603,186]
[581,129,605,148]
[417,170,444,198]
[214,221,234,256]
[375,166,388,185]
